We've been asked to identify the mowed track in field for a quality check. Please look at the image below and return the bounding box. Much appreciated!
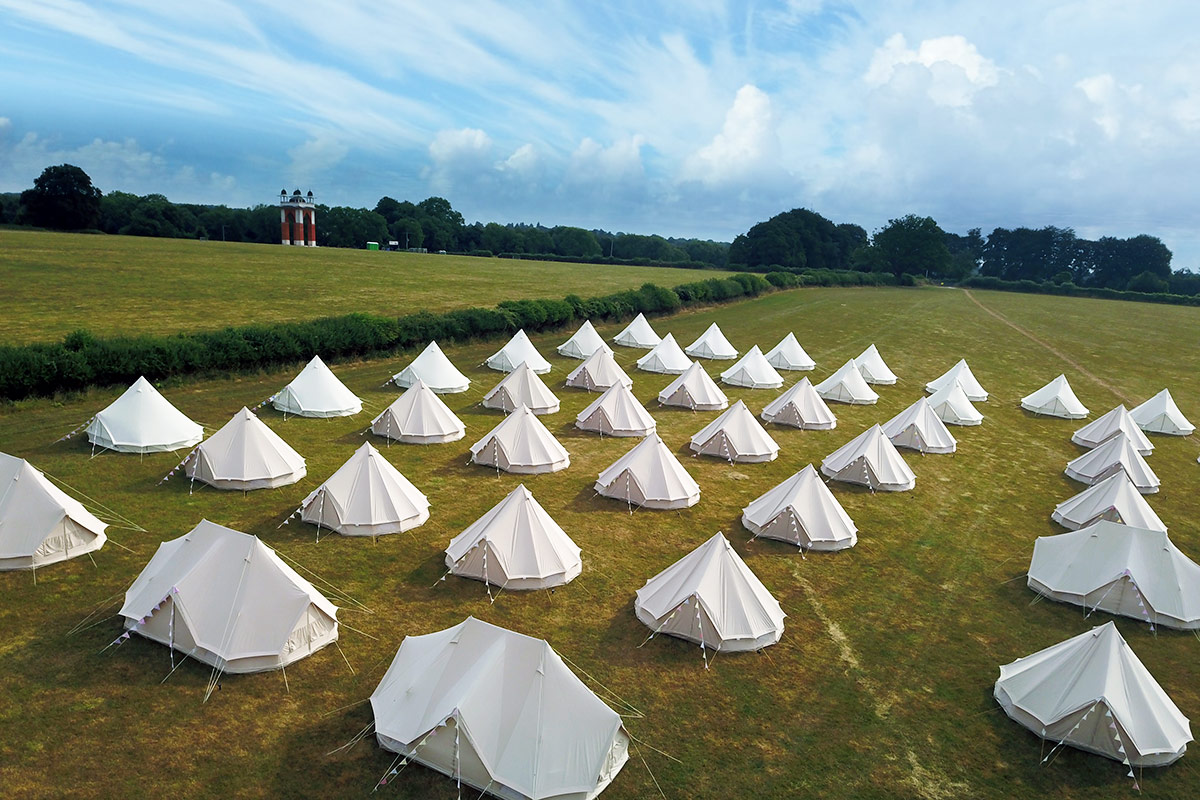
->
[2,285,1200,798]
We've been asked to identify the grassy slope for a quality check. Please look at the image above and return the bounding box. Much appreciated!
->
[1,287,1199,799]
[0,229,730,345]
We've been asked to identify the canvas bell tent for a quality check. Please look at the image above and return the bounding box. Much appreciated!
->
[1064,432,1160,494]
[575,383,657,437]
[684,323,738,360]
[926,382,984,426]
[594,434,699,510]
[854,344,898,385]
[119,520,339,674]
[272,356,362,418]
[689,400,779,463]
[184,407,306,490]
[1051,473,1166,532]
[1129,389,1194,436]
[764,332,815,371]
[565,347,633,392]
[820,424,915,491]
[1020,374,1089,419]
[556,320,609,360]
[612,312,661,349]
[482,361,560,415]
[485,330,551,374]
[370,379,465,445]
[657,362,728,411]
[300,442,430,536]
[719,345,784,389]
[635,333,693,374]
[391,341,471,394]
[470,405,570,474]
[881,397,957,454]
[85,376,203,453]
[994,622,1192,767]
[760,378,836,430]
[0,452,107,571]
[741,464,857,551]
[370,617,630,799]
[1028,521,1200,629]
[635,532,785,654]
[1072,406,1153,454]
[814,360,880,405]
[445,485,582,590]
[924,359,988,401]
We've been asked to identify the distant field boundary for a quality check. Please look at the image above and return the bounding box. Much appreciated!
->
[0,274,791,401]
[959,275,1200,307]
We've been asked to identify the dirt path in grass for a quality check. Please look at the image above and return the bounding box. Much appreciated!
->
[960,289,1133,405]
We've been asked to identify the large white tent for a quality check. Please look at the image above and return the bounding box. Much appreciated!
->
[120,520,339,674]
[926,382,984,426]
[814,359,880,405]
[741,464,856,551]
[576,383,657,438]
[689,400,779,463]
[684,323,738,360]
[482,361,560,415]
[556,320,609,360]
[924,359,988,401]
[1028,521,1200,629]
[635,333,693,374]
[371,379,465,445]
[300,442,429,536]
[470,405,570,474]
[1065,432,1160,494]
[612,312,661,349]
[994,622,1192,767]
[764,332,815,371]
[0,452,107,571]
[594,434,699,510]
[1129,389,1194,436]
[1052,473,1166,532]
[370,617,629,799]
[485,330,552,374]
[391,341,471,394]
[272,355,362,418]
[86,376,203,453]
[881,397,957,454]
[720,345,784,389]
[855,344,898,385]
[565,347,633,392]
[821,424,915,491]
[445,485,582,590]
[635,532,785,653]
[1072,406,1153,454]
[1020,374,1089,419]
[760,377,837,430]
[657,361,728,411]
[185,407,306,490]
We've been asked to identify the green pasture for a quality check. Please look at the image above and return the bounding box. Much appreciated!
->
[0,229,730,345]
[2,286,1200,798]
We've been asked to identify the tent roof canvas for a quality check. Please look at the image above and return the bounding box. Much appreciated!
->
[556,320,610,360]
[485,329,552,374]
[1065,432,1160,493]
[565,347,633,392]
[187,407,306,490]
[301,442,430,536]
[658,361,728,411]
[1072,405,1153,454]
[595,433,699,510]
[0,452,107,570]
[881,396,957,454]
[1130,389,1194,436]
[575,382,656,437]
[87,376,204,453]
[1021,374,1089,419]
[392,341,471,394]
[1052,472,1166,532]
[855,344,898,385]
[371,379,465,444]
[742,464,856,551]
[821,424,915,491]
[814,359,880,405]
[720,345,784,389]
[612,312,662,349]
[635,333,693,374]
[764,332,815,371]
[272,356,363,418]
[760,377,837,430]
[684,323,738,360]
[689,400,780,463]
[470,405,570,474]
[482,361,560,414]
[926,381,984,426]
[925,359,988,401]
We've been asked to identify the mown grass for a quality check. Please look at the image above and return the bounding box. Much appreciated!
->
[2,286,1200,799]
[0,229,730,345]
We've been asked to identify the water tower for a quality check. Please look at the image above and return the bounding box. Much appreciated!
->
[279,189,317,246]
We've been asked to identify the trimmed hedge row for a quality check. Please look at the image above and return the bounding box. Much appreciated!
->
[0,275,770,401]
[960,275,1200,307]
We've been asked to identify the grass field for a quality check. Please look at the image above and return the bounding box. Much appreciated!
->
[2,286,1200,799]
[0,229,731,345]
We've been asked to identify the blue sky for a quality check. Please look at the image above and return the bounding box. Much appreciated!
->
[2,1,1199,265]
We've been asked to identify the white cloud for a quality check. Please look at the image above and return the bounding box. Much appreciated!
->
[564,135,645,186]
[866,34,999,107]
[285,135,349,187]
[499,143,538,176]
[681,84,780,186]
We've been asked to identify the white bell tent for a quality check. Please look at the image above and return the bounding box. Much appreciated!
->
[370,379,465,445]
[612,312,662,349]
[881,397,957,454]
[1064,432,1160,494]
[370,617,630,799]
[565,347,633,392]
[688,400,779,463]
[391,341,471,394]
[741,464,856,551]
[635,333,693,374]
[556,320,609,360]
[1072,406,1153,454]
[445,485,582,591]
[482,361,560,415]
[85,376,203,453]
[485,330,551,374]
[814,359,880,405]
[272,356,362,418]
[657,362,728,411]
[1052,473,1166,532]
[764,333,815,371]
[855,344,898,385]
[575,383,657,438]
[719,345,784,389]
[0,452,107,571]
[1129,389,1194,436]
[684,323,738,360]
[1020,374,1089,419]
[926,382,984,426]
[594,434,699,510]
[184,407,306,490]
[820,424,915,491]
[924,359,988,401]
[470,405,570,474]
[994,622,1192,767]
[760,377,837,430]
[300,442,429,537]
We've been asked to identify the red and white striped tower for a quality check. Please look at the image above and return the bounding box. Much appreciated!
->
[279,189,317,246]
